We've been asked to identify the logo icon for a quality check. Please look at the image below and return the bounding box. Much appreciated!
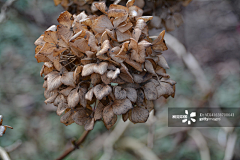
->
[182,110,196,125]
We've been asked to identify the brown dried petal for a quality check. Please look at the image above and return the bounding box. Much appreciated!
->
[93,84,112,100]
[112,98,132,115]
[156,82,174,98]
[72,108,87,126]
[82,63,95,76]
[117,22,133,33]
[145,60,156,75]
[101,72,112,84]
[57,102,68,116]
[46,71,62,91]
[60,109,74,126]
[84,118,95,130]
[94,2,107,14]
[143,82,158,100]
[92,15,113,33]
[152,30,168,52]
[132,72,152,83]
[45,92,58,104]
[116,30,131,42]
[94,62,108,75]
[156,55,169,69]
[94,101,105,120]
[96,40,111,56]
[137,89,144,106]
[129,107,149,123]
[125,88,137,102]
[114,86,127,100]
[61,71,75,87]
[107,68,120,79]
[122,112,129,122]
[91,73,101,85]
[70,38,90,53]
[68,88,80,108]
[103,105,117,129]
[132,28,141,42]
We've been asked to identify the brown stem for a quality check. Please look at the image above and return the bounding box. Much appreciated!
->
[56,130,90,160]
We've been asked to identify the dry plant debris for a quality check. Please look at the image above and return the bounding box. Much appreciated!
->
[53,0,192,31]
[0,115,13,137]
[35,0,176,130]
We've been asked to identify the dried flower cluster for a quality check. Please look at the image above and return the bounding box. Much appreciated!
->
[0,115,13,137]
[53,0,191,31]
[145,0,192,31]
[35,0,176,130]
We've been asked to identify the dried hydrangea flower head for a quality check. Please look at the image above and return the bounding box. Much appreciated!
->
[0,115,13,137]
[35,0,176,130]
[53,0,191,31]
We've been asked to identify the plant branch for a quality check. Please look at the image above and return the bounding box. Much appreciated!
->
[0,146,11,160]
[56,130,90,160]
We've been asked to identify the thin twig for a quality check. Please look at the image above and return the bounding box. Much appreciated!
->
[188,129,211,160]
[99,119,131,160]
[223,132,237,160]
[118,137,160,160]
[0,146,11,160]
[56,130,90,160]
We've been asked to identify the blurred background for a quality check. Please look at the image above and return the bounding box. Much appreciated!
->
[0,0,240,159]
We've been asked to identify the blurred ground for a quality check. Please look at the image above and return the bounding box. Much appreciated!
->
[0,0,240,160]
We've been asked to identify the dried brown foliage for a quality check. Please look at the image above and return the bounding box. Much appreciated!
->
[35,0,176,130]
